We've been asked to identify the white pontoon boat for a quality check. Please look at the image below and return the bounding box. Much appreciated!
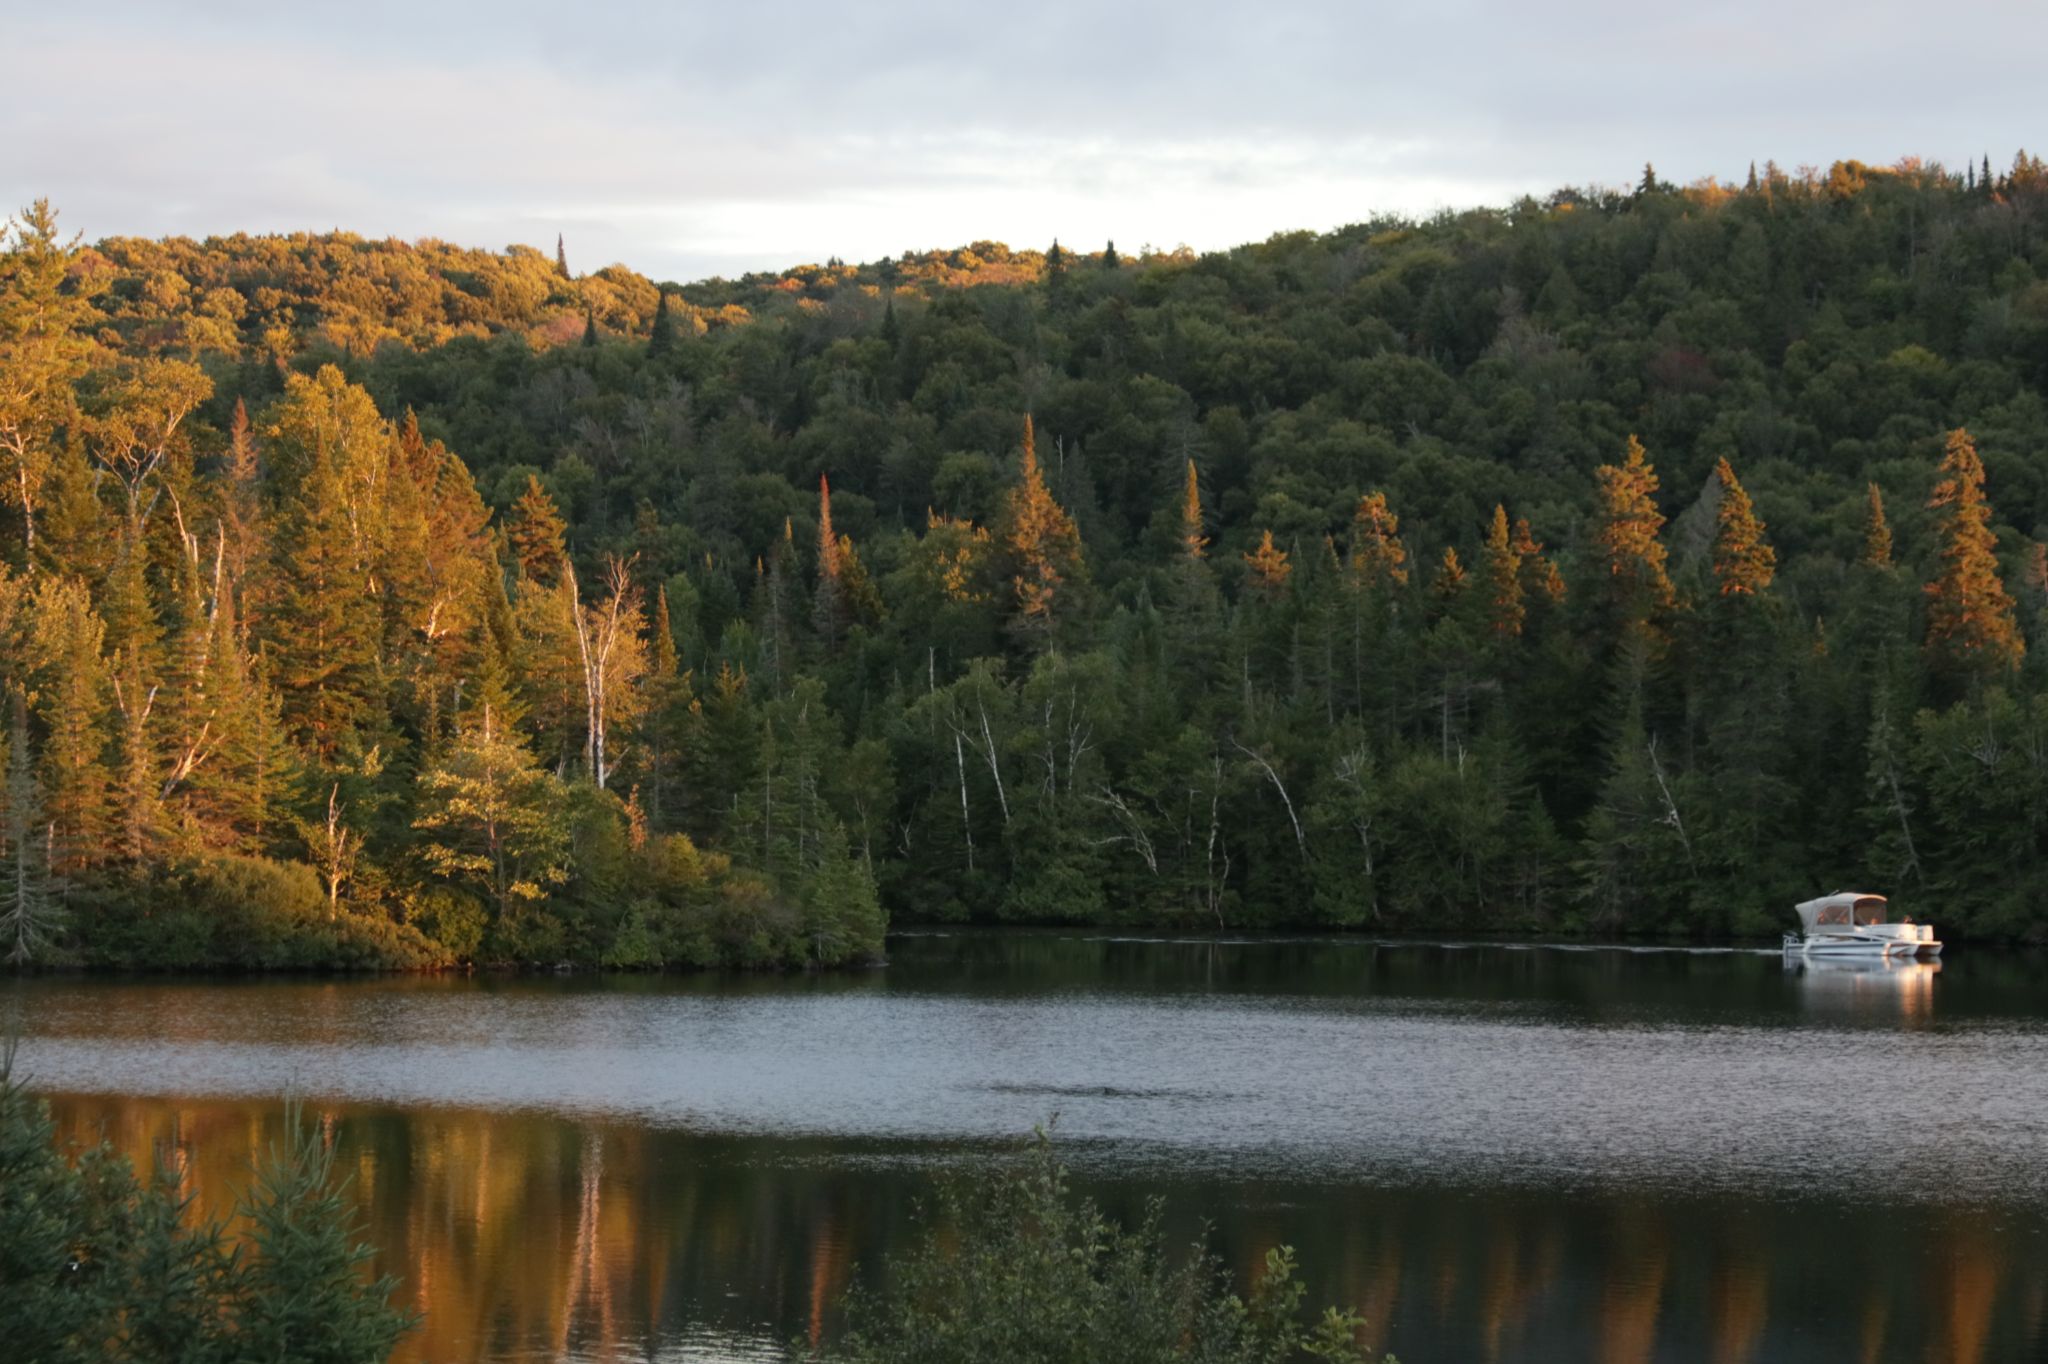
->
[1783,892,1941,959]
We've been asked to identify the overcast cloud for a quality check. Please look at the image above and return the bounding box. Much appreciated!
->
[5,1,2044,281]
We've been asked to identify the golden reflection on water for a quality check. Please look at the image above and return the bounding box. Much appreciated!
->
[35,1091,2048,1364]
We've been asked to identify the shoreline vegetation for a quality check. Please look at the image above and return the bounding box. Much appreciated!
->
[6,1051,1390,1363]
[4,154,2048,972]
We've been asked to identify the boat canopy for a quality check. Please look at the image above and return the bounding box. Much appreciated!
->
[1794,893,1887,932]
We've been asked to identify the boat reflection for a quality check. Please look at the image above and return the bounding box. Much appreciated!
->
[1785,955,1940,1022]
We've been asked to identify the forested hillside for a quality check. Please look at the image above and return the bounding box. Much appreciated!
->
[4,153,2048,967]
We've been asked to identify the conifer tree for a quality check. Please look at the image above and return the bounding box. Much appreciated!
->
[1178,460,1207,561]
[1430,546,1467,604]
[1000,414,1085,647]
[0,200,102,560]
[1347,492,1409,591]
[0,688,58,962]
[1242,530,1292,596]
[1862,483,1894,569]
[556,233,570,278]
[649,289,675,356]
[268,435,379,760]
[1481,505,1525,637]
[1591,435,1673,633]
[507,474,568,585]
[414,653,568,934]
[25,575,111,872]
[1103,241,1120,270]
[639,586,694,830]
[581,313,598,347]
[1511,518,1565,607]
[1709,458,1776,596]
[813,474,846,645]
[1924,427,2024,680]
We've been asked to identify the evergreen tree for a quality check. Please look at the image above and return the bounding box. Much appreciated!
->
[1709,458,1775,596]
[1241,529,1292,597]
[414,660,570,939]
[1000,415,1086,648]
[556,232,570,278]
[1591,435,1673,639]
[1347,491,1408,591]
[813,474,846,646]
[0,688,58,962]
[268,435,379,760]
[0,200,102,561]
[25,575,111,872]
[649,288,675,356]
[1924,428,2024,683]
[507,474,568,584]
[1481,505,1524,638]
[1102,240,1120,270]
[1862,482,1893,569]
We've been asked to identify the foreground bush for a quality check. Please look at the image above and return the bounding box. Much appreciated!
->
[826,1134,1392,1364]
[0,1048,416,1363]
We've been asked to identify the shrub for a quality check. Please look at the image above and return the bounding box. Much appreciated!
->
[0,1045,416,1362]
[826,1134,1391,1364]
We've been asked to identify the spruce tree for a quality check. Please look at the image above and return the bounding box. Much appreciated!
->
[269,435,380,761]
[506,474,568,585]
[1924,427,2024,682]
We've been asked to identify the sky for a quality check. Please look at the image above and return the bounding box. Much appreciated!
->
[6,1,2045,284]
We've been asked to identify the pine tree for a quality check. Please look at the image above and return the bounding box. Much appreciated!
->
[414,659,569,932]
[1861,483,1893,569]
[649,289,675,356]
[507,474,568,584]
[1103,240,1120,270]
[1001,414,1085,647]
[1709,458,1776,596]
[556,233,570,278]
[1481,505,1525,637]
[581,313,598,347]
[1924,427,2024,680]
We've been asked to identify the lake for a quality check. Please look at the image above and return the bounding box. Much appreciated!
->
[10,932,2048,1362]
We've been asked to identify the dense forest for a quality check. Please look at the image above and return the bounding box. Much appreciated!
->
[4,153,2048,968]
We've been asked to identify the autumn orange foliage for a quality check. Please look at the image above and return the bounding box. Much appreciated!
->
[1924,428,2024,676]
[1710,458,1775,596]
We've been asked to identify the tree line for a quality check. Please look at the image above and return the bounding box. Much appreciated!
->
[4,152,2048,963]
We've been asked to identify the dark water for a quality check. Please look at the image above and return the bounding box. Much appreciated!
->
[10,934,2048,1363]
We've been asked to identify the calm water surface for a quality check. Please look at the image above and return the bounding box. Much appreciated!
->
[10,933,2048,1363]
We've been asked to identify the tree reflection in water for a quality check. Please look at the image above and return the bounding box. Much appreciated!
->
[37,1094,2047,1364]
